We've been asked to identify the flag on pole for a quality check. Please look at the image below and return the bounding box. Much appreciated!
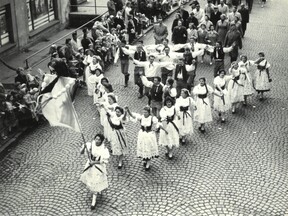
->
[38,74,81,132]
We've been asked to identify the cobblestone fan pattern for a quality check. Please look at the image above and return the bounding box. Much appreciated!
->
[1,1,288,216]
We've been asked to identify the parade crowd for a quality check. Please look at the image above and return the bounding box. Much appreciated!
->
[0,0,270,211]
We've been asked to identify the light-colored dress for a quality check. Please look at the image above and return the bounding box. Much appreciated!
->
[227,68,245,104]
[89,74,104,102]
[213,76,231,112]
[131,114,159,159]
[159,106,180,148]
[102,102,118,141]
[238,60,255,96]
[193,84,213,124]
[80,141,110,194]
[175,97,195,136]
[86,63,102,96]
[254,59,271,92]
[106,111,128,156]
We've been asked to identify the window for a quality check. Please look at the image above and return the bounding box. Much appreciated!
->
[0,6,10,47]
[27,0,57,31]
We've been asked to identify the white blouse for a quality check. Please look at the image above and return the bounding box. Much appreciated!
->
[159,106,179,121]
[175,97,196,109]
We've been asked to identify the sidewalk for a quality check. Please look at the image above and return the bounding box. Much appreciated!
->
[0,4,182,154]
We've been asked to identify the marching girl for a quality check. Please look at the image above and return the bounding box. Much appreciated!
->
[253,52,271,101]
[175,89,196,144]
[86,56,102,96]
[101,105,128,169]
[163,78,177,101]
[125,106,168,171]
[90,69,104,105]
[101,94,119,143]
[213,70,231,123]
[238,55,255,105]
[83,49,94,86]
[80,133,110,210]
[193,78,214,133]
[159,97,180,159]
[227,62,245,113]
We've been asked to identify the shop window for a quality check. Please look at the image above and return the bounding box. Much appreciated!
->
[26,0,57,31]
[0,6,11,47]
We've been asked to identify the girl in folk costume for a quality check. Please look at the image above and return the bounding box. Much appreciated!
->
[83,49,94,85]
[80,133,110,210]
[101,93,119,143]
[101,105,129,169]
[126,106,168,171]
[86,56,102,96]
[159,97,180,159]
[213,70,231,123]
[175,89,196,144]
[253,52,272,101]
[238,55,255,105]
[193,78,214,133]
[163,78,177,101]
[91,69,104,106]
[227,62,245,113]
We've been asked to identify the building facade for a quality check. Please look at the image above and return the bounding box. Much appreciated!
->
[0,0,70,56]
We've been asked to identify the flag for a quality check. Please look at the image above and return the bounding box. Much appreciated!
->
[38,74,81,132]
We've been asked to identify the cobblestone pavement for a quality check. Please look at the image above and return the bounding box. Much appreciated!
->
[1,0,288,215]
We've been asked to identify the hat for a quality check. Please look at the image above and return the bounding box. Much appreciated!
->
[148,54,156,59]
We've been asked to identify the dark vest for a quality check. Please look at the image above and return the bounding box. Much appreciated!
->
[134,50,147,61]
[150,85,163,102]
[119,47,129,60]
[213,47,225,60]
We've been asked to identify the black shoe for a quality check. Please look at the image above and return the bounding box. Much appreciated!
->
[143,161,147,167]
[91,205,96,210]
[259,97,264,101]
[218,113,222,116]
[232,110,236,114]
[165,152,169,158]
[181,139,186,145]
[221,119,226,123]
[198,127,202,131]
[243,102,247,106]
[168,154,173,160]
[145,166,151,171]
[200,128,205,133]
[118,164,123,169]
[138,94,144,99]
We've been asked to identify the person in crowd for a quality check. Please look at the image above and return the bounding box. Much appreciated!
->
[246,0,253,13]
[204,0,215,19]
[193,77,214,133]
[91,69,105,106]
[86,56,102,96]
[80,133,110,210]
[159,96,180,159]
[199,15,213,31]
[171,13,183,33]
[253,52,271,101]
[228,6,242,23]
[127,15,136,44]
[197,23,208,63]
[126,106,167,171]
[163,78,177,100]
[114,40,131,87]
[187,23,198,42]
[238,3,249,37]
[234,16,243,37]
[215,14,229,44]
[193,3,205,23]
[224,22,242,63]
[71,31,81,54]
[175,89,196,144]
[213,69,231,122]
[210,6,222,27]
[206,25,219,65]
[15,67,29,86]
[178,4,189,27]
[186,12,199,29]
[107,0,116,16]
[114,11,126,30]
[227,62,244,113]
[218,0,229,16]
[153,16,169,45]
[81,28,94,52]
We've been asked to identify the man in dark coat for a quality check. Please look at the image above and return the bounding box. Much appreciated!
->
[224,23,242,62]
[238,3,250,37]
[179,5,189,28]
[172,20,187,44]
[186,12,199,28]
[210,6,222,27]
[114,11,125,30]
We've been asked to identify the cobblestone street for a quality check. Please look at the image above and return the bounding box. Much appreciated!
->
[1,0,288,215]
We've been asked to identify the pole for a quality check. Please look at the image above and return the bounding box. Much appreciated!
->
[94,0,97,14]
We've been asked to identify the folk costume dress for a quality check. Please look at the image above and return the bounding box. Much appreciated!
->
[89,73,104,101]
[175,96,195,137]
[93,79,105,106]
[86,63,102,96]
[106,110,128,156]
[227,68,245,104]
[159,106,180,148]
[102,101,118,142]
[254,59,271,92]
[131,114,159,159]
[238,60,255,96]
[193,84,214,124]
[213,76,231,112]
[80,141,110,194]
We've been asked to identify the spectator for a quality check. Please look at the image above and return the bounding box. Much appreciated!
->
[238,3,249,37]
[199,15,213,30]
[172,20,187,44]
[186,12,199,29]
[228,6,242,23]
[59,38,75,62]
[192,3,205,23]
[174,58,188,97]
[127,15,136,44]
[204,0,215,19]
[187,23,198,42]
[114,0,124,12]
[71,31,81,53]
[153,16,168,45]
[81,28,94,52]
[107,0,116,16]
[218,0,229,16]
[171,13,183,33]
[114,11,126,30]
[15,67,28,86]
[224,22,242,62]
[216,14,229,43]
[178,4,189,27]
[210,6,222,27]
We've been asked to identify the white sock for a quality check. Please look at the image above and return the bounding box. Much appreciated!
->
[92,194,97,206]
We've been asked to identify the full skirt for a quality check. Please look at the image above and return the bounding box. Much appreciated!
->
[254,70,271,92]
[243,74,254,96]
[80,162,108,194]
[213,91,231,112]
[159,121,180,148]
[194,99,213,124]
[137,131,159,159]
[176,110,194,136]
[110,129,128,155]
[227,80,244,104]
